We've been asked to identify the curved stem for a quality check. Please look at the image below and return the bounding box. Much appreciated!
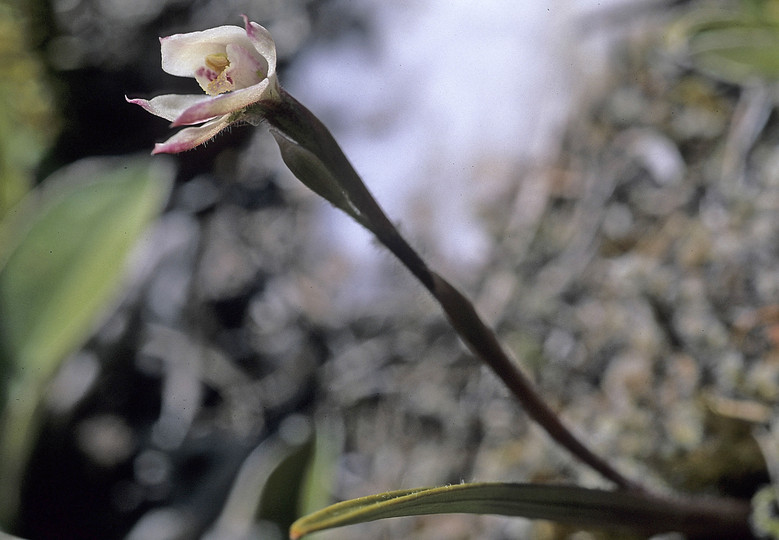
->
[259,90,434,290]
[427,271,642,491]
[262,90,640,489]
[261,91,755,536]
[330,167,755,537]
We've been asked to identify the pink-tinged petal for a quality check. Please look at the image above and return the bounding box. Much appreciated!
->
[242,15,277,79]
[160,25,260,77]
[172,80,271,126]
[194,65,223,95]
[126,94,211,122]
[224,43,264,88]
[151,115,232,154]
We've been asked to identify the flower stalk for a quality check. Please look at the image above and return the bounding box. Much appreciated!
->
[259,88,642,491]
[255,90,436,292]
[125,13,652,493]
[128,17,756,538]
[256,87,754,538]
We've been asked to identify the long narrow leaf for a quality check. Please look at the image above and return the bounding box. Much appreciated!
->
[0,156,172,368]
[667,8,779,83]
[0,155,173,526]
[290,482,750,539]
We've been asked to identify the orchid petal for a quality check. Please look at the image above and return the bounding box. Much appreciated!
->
[160,25,261,77]
[224,43,265,89]
[151,116,231,154]
[172,80,271,126]
[241,15,277,79]
[125,94,211,123]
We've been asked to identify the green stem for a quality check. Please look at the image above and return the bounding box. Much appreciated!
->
[261,89,639,488]
[260,89,753,535]
[258,90,434,290]
[428,272,642,491]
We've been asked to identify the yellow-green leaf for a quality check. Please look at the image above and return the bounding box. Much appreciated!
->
[0,155,172,526]
[290,482,749,539]
[667,8,779,83]
[0,156,172,371]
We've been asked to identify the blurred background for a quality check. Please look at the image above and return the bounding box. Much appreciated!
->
[1,0,777,538]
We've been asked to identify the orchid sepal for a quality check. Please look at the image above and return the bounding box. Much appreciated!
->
[151,116,232,155]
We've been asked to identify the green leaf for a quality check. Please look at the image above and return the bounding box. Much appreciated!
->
[751,485,779,538]
[688,26,779,82]
[207,417,340,539]
[270,130,362,225]
[257,436,315,531]
[0,155,173,526]
[207,438,293,539]
[290,482,746,538]
[0,3,59,216]
[296,419,342,519]
[667,8,779,83]
[0,155,172,372]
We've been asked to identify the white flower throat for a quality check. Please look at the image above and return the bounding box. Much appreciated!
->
[204,53,233,95]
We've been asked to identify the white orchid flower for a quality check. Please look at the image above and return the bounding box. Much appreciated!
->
[126,15,279,154]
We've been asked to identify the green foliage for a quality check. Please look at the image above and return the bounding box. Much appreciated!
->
[296,420,342,519]
[0,2,58,216]
[290,482,748,539]
[0,155,172,526]
[206,419,339,539]
[258,438,315,532]
[253,421,341,535]
[668,0,779,83]
[0,156,172,374]
[270,130,363,226]
[751,485,779,538]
